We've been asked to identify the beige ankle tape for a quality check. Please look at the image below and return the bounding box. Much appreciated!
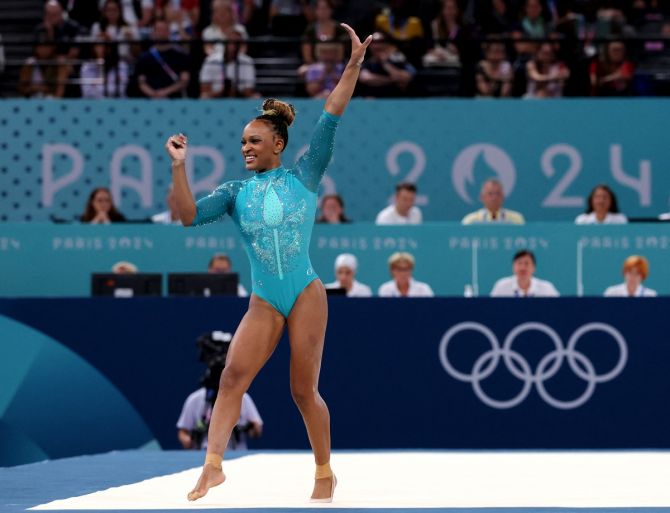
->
[315,462,333,479]
[205,453,222,469]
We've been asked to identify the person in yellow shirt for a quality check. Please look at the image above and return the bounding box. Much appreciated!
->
[461,179,525,224]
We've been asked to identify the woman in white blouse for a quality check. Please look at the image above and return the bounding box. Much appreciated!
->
[604,255,657,297]
[575,184,627,224]
[378,252,434,297]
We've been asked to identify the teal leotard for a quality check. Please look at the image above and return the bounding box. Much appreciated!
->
[190,110,340,317]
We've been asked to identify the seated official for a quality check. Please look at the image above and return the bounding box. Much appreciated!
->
[575,184,627,224]
[324,253,372,297]
[378,252,434,297]
[604,255,657,297]
[375,182,422,225]
[491,250,559,297]
[462,179,525,225]
[208,253,248,297]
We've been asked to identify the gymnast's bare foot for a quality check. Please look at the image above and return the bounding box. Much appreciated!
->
[310,475,336,502]
[187,463,226,501]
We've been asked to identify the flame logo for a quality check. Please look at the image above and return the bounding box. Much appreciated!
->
[451,144,517,204]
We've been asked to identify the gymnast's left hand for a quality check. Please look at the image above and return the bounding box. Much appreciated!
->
[341,23,372,66]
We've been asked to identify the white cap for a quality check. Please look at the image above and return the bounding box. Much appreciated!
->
[334,253,358,272]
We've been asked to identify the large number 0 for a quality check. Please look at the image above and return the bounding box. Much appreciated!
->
[386,141,428,206]
[541,144,584,208]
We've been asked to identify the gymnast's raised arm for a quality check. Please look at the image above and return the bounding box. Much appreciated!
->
[165,134,197,226]
[323,24,372,117]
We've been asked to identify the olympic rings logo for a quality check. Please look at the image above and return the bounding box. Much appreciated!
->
[438,322,627,410]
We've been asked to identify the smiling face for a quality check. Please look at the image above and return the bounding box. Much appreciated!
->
[240,120,284,172]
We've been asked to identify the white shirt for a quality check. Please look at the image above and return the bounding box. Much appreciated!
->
[375,205,422,225]
[378,278,434,297]
[325,280,373,297]
[151,210,181,225]
[575,212,628,224]
[176,389,261,450]
[202,24,249,56]
[604,283,657,297]
[199,52,256,94]
[490,276,560,297]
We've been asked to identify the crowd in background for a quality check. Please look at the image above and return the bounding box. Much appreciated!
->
[12,0,670,99]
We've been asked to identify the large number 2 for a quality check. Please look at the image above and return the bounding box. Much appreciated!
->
[541,144,584,208]
[386,141,428,206]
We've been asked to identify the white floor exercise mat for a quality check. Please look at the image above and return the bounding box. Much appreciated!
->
[31,451,670,510]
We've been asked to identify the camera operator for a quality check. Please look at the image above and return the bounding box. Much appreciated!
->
[176,330,263,450]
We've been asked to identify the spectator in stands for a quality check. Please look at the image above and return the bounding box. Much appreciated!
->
[152,184,181,224]
[200,27,258,97]
[0,34,4,74]
[269,0,309,37]
[423,0,470,69]
[203,0,248,56]
[475,39,513,97]
[324,253,373,297]
[57,0,101,33]
[375,182,422,225]
[490,250,560,297]
[80,187,127,223]
[18,37,69,98]
[520,0,551,39]
[112,260,139,273]
[159,0,201,33]
[604,255,657,297]
[34,0,82,60]
[462,179,525,224]
[305,41,345,98]
[524,42,570,98]
[594,0,628,38]
[478,0,517,36]
[378,252,434,297]
[80,41,129,98]
[100,0,154,35]
[91,0,141,62]
[208,253,249,296]
[590,41,634,96]
[575,184,628,224]
[317,194,351,223]
[301,0,347,65]
[358,31,415,97]
[177,331,262,450]
[134,19,190,98]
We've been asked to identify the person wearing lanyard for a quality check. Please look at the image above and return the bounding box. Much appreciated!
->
[461,179,525,225]
[490,250,559,297]
[604,255,657,297]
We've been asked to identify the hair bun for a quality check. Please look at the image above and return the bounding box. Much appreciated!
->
[261,98,296,127]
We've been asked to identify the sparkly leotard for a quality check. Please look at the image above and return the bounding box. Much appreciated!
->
[190,110,340,317]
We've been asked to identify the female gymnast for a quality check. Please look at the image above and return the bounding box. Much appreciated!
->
[165,23,372,503]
